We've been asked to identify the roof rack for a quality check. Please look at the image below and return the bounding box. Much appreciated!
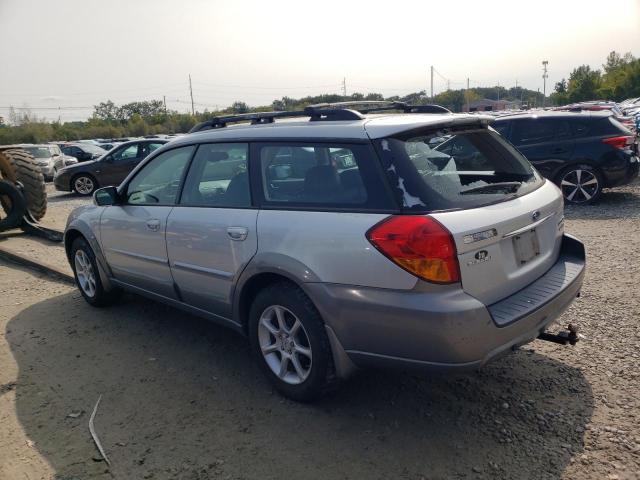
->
[188,101,452,133]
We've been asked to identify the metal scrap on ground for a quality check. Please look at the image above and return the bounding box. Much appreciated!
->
[89,394,111,468]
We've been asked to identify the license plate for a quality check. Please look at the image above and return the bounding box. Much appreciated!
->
[513,229,540,265]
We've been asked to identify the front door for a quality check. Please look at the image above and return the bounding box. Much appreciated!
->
[100,145,196,298]
[98,143,143,187]
[165,143,257,317]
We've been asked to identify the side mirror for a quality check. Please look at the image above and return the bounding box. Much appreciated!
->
[104,155,114,163]
[93,186,119,206]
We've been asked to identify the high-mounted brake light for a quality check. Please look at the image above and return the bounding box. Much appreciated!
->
[602,135,633,150]
[366,216,460,284]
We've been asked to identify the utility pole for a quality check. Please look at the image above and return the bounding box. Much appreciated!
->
[163,95,167,115]
[497,81,500,101]
[342,77,347,98]
[542,60,549,108]
[466,77,470,112]
[430,65,434,101]
[447,79,450,91]
[189,74,195,115]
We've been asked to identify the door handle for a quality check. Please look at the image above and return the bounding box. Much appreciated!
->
[146,219,161,231]
[551,147,566,154]
[227,226,248,241]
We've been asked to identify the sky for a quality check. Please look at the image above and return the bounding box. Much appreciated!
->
[1,0,639,122]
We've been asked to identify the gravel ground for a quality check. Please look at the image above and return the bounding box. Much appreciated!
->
[0,183,639,480]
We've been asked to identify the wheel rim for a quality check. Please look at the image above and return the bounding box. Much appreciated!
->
[74,176,94,194]
[560,169,599,203]
[258,305,312,385]
[74,249,96,297]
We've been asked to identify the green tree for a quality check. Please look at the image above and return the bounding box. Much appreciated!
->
[567,65,602,102]
[231,101,249,114]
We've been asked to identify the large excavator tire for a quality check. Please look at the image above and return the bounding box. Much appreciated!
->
[0,148,47,221]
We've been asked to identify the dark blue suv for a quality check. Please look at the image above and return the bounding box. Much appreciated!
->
[493,111,639,203]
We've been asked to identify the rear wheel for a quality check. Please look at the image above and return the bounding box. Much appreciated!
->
[73,174,97,196]
[249,281,337,402]
[557,165,603,204]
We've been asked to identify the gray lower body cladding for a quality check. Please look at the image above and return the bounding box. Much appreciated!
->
[306,234,585,371]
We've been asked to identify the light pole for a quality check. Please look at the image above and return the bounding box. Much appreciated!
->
[542,60,549,108]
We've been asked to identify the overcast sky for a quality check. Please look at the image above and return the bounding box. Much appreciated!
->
[1,0,639,122]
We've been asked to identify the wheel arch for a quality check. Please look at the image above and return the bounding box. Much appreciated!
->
[64,223,114,291]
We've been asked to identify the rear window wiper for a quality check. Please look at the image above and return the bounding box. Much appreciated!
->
[459,181,522,195]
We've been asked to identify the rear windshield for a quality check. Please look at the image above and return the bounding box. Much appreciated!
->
[373,128,543,212]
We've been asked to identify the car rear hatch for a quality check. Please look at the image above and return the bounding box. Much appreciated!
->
[370,121,564,304]
[430,181,563,304]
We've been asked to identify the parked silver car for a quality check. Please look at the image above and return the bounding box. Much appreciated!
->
[16,144,77,180]
[64,103,586,401]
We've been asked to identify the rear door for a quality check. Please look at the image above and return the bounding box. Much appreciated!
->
[166,143,257,317]
[100,145,195,298]
[510,117,575,178]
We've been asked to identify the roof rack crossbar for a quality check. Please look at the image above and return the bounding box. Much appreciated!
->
[188,101,451,133]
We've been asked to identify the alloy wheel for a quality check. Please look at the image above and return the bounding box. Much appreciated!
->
[560,169,599,203]
[74,176,94,195]
[257,305,313,385]
[74,249,96,297]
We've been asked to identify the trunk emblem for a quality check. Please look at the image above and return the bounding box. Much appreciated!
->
[463,228,497,244]
[475,250,489,260]
[467,249,492,266]
[532,210,541,221]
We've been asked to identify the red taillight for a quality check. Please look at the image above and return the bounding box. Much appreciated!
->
[366,216,460,284]
[602,135,633,150]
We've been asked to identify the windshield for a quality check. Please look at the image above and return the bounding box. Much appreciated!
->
[79,144,107,155]
[23,146,53,158]
[374,128,543,212]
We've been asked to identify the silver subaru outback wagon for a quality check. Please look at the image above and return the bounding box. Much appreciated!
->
[64,102,585,401]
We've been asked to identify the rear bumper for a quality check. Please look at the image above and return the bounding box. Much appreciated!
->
[307,234,585,372]
[605,154,639,188]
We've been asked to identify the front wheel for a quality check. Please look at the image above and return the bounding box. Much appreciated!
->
[73,174,97,196]
[71,237,120,307]
[249,282,337,402]
[556,165,603,204]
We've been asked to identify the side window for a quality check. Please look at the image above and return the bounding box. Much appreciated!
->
[259,144,369,206]
[572,121,590,137]
[511,119,556,145]
[148,142,164,153]
[180,143,250,207]
[112,144,139,162]
[126,146,195,205]
[492,121,510,137]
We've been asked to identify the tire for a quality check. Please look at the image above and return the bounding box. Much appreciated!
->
[0,180,26,230]
[0,149,47,220]
[72,174,97,196]
[70,236,121,307]
[556,164,603,204]
[249,281,337,402]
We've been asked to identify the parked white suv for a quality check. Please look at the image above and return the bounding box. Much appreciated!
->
[64,102,585,401]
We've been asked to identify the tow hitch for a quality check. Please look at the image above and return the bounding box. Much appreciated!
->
[538,324,579,346]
